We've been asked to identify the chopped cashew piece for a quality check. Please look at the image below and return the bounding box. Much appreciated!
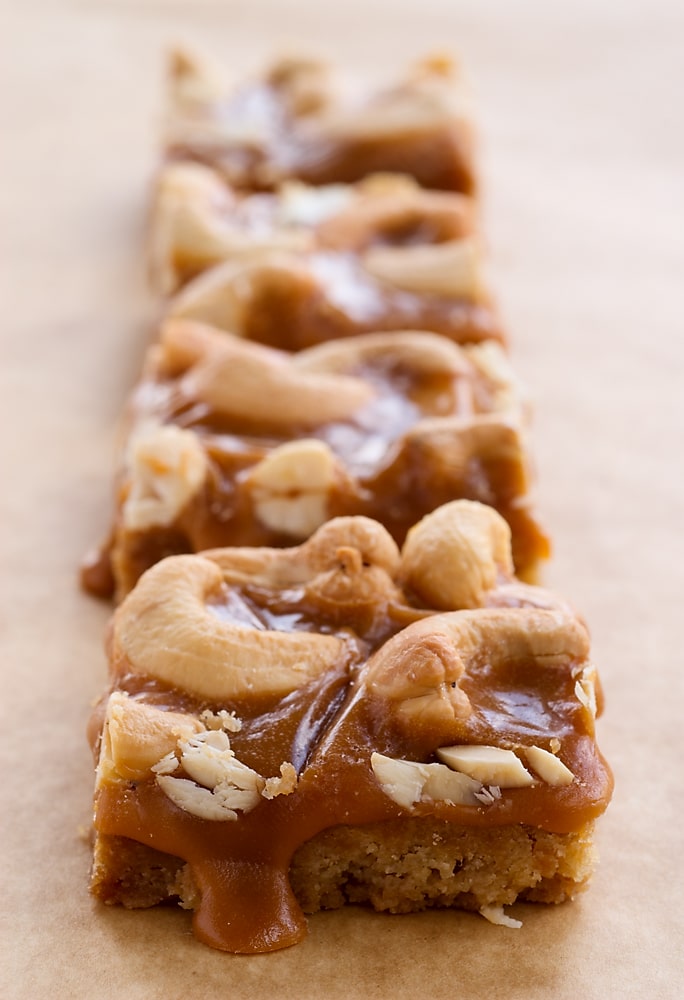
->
[157,775,256,821]
[199,709,243,733]
[420,763,482,805]
[177,731,262,795]
[370,753,428,809]
[370,753,482,809]
[479,905,523,929]
[248,439,338,537]
[97,692,202,784]
[473,785,502,805]
[363,237,482,299]
[278,181,354,226]
[156,728,265,821]
[574,664,598,719]
[521,745,575,786]
[262,763,298,800]
[437,745,534,788]
[123,424,207,531]
[151,752,180,776]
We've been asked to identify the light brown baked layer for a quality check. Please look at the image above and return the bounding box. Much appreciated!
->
[291,820,596,913]
[92,818,596,917]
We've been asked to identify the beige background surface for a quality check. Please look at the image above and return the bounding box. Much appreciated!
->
[2,1,683,997]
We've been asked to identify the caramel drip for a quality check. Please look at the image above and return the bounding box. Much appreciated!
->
[80,541,116,599]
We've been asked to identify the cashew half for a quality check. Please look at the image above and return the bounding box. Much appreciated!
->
[167,253,315,335]
[400,500,514,610]
[316,181,473,252]
[204,515,400,591]
[365,608,589,741]
[179,336,373,426]
[96,691,203,785]
[122,423,208,531]
[151,164,315,294]
[112,555,348,700]
[294,329,474,381]
[246,439,343,538]
[363,237,483,300]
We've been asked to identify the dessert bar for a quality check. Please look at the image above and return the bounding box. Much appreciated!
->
[89,502,612,953]
[82,321,548,599]
[153,168,502,348]
[166,242,501,350]
[151,168,482,297]
[164,49,476,194]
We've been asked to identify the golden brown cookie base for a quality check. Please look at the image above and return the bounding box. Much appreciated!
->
[92,818,594,921]
[91,836,194,910]
[291,820,596,913]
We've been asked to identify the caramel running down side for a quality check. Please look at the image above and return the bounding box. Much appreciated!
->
[89,501,612,953]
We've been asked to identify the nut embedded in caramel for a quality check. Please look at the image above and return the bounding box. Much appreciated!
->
[521,746,575,786]
[122,423,208,531]
[111,554,350,700]
[370,753,481,809]
[362,236,483,300]
[436,745,535,788]
[401,499,514,610]
[246,439,345,538]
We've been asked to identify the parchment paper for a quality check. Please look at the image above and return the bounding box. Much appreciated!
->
[2,2,683,997]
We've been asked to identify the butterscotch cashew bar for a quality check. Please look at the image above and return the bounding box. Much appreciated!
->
[81,320,548,599]
[150,167,483,296]
[165,238,501,349]
[89,502,612,954]
[164,49,476,195]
